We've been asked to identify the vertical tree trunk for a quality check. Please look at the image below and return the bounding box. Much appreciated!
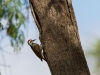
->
[29,0,91,75]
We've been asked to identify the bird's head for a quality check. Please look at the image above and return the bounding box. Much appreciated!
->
[27,39,36,46]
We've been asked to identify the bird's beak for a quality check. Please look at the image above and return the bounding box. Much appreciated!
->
[32,39,36,42]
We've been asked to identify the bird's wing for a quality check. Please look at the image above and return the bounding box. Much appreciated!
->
[31,44,43,60]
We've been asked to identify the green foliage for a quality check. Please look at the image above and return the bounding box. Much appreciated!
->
[0,0,27,51]
[88,40,100,70]
[0,23,4,30]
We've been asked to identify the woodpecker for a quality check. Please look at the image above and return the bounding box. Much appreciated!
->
[27,39,44,61]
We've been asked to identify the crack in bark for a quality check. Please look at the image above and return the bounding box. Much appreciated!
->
[29,0,42,34]
[66,0,73,25]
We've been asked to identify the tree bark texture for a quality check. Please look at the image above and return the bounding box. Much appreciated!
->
[29,0,91,75]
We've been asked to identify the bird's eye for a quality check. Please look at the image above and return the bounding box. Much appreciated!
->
[30,41,32,42]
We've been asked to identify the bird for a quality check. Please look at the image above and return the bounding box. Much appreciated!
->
[27,39,44,61]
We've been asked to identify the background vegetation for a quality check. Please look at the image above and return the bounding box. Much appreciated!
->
[0,0,29,51]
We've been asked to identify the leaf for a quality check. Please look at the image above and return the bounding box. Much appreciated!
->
[0,23,4,30]
[19,33,25,45]
[11,39,14,46]
[7,25,18,39]
[4,0,10,5]
[17,11,25,27]
[0,4,3,18]
[17,0,22,7]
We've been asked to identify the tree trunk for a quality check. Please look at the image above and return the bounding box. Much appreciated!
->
[29,0,91,75]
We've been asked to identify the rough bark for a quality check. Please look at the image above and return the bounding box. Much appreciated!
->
[29,0,91,75]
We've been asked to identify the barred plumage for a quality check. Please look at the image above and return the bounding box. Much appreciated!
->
[28,39,44,61]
